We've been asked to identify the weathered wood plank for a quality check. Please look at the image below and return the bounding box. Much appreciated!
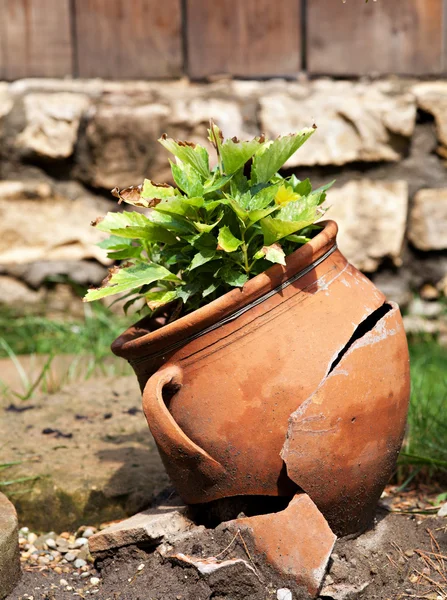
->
[74,0,183,79]
[187,0,302,79]
[307,0,443,76]
[0,0,73,79]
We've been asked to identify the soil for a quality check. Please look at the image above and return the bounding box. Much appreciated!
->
[8,509,447,600]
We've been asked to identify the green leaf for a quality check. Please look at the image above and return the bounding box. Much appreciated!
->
[106,246,142,260]
[252,128,316,184]
[93,211,149,233]
[202,282,219,297]
[177,282,201,304]
[313,180,336,204]
[262,243,286,266]
[142,179,177,201]
[193,218,221,233]
[97,235,133,250]
[188,232,217,250]
[217,264,248,287]
[260,215,318,246]
[230,169,249,196]
[111,225,176,245]
[189,249,216,270]
[249,182,281,210]
[217,226,242,253]
[248,205,278,223]
[84,263,181,302]
[220,136,264,175]
[155,196,203,219]
[288,176,312,197]
[285,234,311,244]
[149,210,196,235]
[204,174,233,195]
[145,290,178,310]
[170,161,204,197]
[159,136,210,179]
[259,186,324,246]
[94,211,177,244]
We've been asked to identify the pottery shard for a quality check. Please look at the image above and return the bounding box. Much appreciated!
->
[0,181,112,265]
[281,304,409,537]
[226,494,336,597]
[17,93,90,159]
[0,493,20,599]
[413,82,447,149]
[259,80,416,167]
[78,102,170,190]
[325,179,408,272]
[408,188,447,251]
[88,505,193,555]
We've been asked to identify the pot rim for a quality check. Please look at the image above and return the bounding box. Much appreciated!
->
[112,219,339,360]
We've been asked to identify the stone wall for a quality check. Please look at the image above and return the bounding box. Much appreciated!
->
[0,77,446,322]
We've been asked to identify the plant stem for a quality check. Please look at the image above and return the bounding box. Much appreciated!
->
[240,228,250,273]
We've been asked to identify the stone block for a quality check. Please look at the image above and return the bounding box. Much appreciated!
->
[327,179,408,272]
[17,93,90,159]
[88,505,192,555]
[0,493,21,599]
[0,181,112,264]
[77,102,170,190]
[409,188,447,251]
[259,80,416,167]
[413,82,447,148]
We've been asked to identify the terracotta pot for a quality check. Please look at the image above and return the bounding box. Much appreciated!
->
[112,220,410,536]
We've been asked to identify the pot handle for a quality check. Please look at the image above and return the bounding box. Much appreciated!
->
[142,364,225,479]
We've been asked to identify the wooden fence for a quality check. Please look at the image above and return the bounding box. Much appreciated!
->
[0,0,444,80]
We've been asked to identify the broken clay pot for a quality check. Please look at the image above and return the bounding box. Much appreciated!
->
[112,220,410,536]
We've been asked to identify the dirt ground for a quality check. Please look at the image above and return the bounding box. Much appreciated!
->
[0,376,169,531]
[8,507,447,600]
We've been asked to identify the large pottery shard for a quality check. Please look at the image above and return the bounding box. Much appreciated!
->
[281,303,410,536]
[226,494,336,598]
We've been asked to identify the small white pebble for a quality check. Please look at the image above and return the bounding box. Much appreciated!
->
[137,563,145,571]
[66,586,73,591]
[46,538,56,549]
[59,579,68,586]
[277,589,293,600]
[90,577,100,585]
[28,533,38,544]
[20,527,29,534]
[83,528,95,538]
[64,552,77,562]
[74,558,87,569]
[81,572,90,579]
[74,537,88,548]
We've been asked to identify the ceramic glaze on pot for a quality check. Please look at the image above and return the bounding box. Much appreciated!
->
[112,221,410,536]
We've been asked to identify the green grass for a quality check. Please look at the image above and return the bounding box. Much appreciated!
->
[0,303,134,399]
[399,338,447,478]
[0,303,131,359]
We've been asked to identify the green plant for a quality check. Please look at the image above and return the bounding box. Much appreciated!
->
[84,123,333,317]
[399,339,447,478]
[0,304,132,399]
